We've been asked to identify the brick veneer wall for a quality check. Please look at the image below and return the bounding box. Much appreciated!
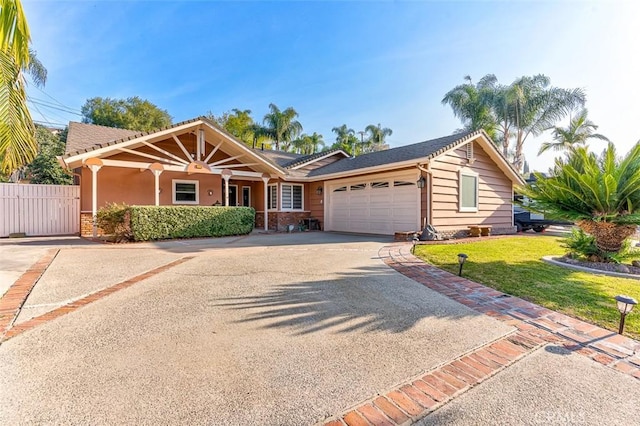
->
[80,212,106,237]
[255,211,313,231]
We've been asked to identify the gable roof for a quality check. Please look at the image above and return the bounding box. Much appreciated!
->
[308,131,475,177]
[252,149,303,167]
[308,130,524,185]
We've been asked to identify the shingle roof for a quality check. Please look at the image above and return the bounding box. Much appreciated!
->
[65,122,139,155]
[308,131,477,177]
[280,148,348,169]
[63,117,207,158]
[251,149,303,167]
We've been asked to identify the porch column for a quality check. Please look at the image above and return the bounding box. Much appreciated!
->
[262,174,270,231]
[222,169,232,206]
[148,163,164,206]
[85,158,103,238]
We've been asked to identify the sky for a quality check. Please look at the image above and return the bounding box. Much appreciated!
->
[23,0,640,172]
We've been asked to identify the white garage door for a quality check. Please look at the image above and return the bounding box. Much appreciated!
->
[326,172,420,235]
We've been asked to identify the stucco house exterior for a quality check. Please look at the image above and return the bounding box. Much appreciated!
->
[59,117,524,237]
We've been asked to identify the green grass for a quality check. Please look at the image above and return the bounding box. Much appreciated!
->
[414,236,640,339]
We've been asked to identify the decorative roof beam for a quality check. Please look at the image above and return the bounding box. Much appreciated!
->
[140,140,189,165]
[204,139,224,163]
[117,147,185,166]
[209,154,244,167]
[172,134,192,161]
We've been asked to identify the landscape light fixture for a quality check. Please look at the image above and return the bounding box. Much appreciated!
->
[614,295,637,335]
[416,175,426,189]
[316,186,323,195]
[412,233,420,254]
[457,253,468,276]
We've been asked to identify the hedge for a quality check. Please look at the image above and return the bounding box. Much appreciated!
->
[97,204,255,242]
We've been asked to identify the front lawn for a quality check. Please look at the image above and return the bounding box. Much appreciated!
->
[413,236,640,339]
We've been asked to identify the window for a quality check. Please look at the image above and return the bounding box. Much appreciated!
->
[394,180,414,187]
[459,170,478,212]
[333,186,347,192]
[268,184,278,210]
[371,181,389,189]
[350,183,366,191]
[281,184,303,210]
[173,180,199,204]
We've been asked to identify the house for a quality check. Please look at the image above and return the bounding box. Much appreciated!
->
[59,117,525,237]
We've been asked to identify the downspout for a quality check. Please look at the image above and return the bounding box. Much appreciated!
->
[417,162,432,227]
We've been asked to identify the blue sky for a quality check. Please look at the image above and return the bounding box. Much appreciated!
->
[24,1,640,171]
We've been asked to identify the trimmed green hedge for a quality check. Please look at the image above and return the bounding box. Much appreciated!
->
[129,206,255,241]
[96,204,255,242]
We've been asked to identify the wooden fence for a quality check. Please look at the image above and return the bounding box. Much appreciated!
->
[0,183,80,237]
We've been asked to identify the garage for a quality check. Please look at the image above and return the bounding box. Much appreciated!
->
[325,172,420,235]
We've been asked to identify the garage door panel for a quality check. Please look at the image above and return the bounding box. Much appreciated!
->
[328,174,419,235]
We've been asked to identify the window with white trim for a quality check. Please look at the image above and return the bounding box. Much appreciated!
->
[459,170,478,212]
[281,184,303,210]
[173,179,199,204]
[268,184,278,210]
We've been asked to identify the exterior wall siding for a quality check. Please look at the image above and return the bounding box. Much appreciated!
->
[430,141,515,236]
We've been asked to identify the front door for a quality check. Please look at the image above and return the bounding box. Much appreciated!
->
[242,186,251,207]
[229,185,238,206]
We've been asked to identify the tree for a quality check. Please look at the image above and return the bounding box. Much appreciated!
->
[292,132,324,155]
[363,123,392,153]
[262,103,302,151]
[518,143,640,255]
[27,126,72,184]
[0,0,47,174]
[538,108,609,155]
[330,124,358,155]
[504,75,585,171]
[81,96,172,132]
[441,75,498,141]
[209,108,267,147]
[443,74,586,171]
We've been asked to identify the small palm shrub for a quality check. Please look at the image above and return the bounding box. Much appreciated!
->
[519,142,640,256]
[561,228,637,263]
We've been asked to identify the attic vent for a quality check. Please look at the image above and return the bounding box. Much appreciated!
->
[465,142,474,160]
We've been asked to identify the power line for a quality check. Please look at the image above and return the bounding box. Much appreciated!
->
[29,96,81,114]
[32,85,79,112]
[27,97,82,116]
[34,120,66,128]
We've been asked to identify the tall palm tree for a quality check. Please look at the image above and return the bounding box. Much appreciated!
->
[331,124,358,155]
[441,75,499,141]
[506,75,585,171]
[292,132,324,155]
[262,103,303,151]
[538,108,609,155]
[0,0,45,174]
[364,123,392,153]
[519,143,640,254]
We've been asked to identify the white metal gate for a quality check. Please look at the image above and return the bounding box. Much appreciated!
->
[0,183,80,237]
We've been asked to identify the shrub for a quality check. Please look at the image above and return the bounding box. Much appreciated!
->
[95,203,131,242]
[562,227,639,263]
[129,206,255,241]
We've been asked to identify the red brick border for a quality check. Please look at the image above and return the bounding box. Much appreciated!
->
[1,256,193,342]
[321,243,640,425]
[0,249,59,337]
[381,244,640,375]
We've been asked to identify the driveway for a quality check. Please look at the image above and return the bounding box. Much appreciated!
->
[0,233,638,425]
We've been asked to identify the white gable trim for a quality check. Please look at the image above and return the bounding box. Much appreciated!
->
[288,150,350,170]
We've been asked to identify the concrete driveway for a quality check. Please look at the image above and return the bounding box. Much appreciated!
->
[0,233,638,425]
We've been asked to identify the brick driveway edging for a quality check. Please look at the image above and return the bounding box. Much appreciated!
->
[322,242,640,426]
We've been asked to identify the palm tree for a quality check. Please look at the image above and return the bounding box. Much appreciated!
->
[506,75,585,171]
[442,75,499,141]
[0,0,46,174]
[538,108,609,155]
[262,103,303,151]
[518,143,640,254]
[292,132,324,155]
[363,123,392,153]
[331,124,358,155]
